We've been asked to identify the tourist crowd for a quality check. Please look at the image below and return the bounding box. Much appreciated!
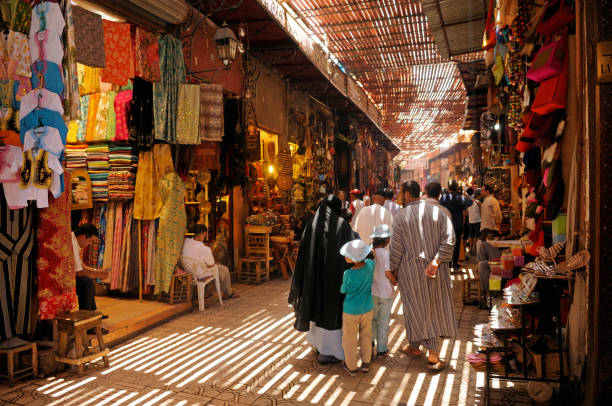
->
[289,181,502,374]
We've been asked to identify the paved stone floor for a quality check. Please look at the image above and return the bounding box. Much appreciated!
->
[0,275,532,405]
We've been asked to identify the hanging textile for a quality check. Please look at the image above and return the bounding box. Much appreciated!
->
[124,218,140,292]
[106,91,117,141]
[71,6,105,68]
[199,83,223,141]
[110,202,124,289]
[28,30,63,66]
[154,172,186,294]
[176,84,200,144]
[0,0,31,35]
[153,35,185,143]
[30,1,65,38]
[119,205,135,292]
[100,20,133,86]
[102,201,116,271]
[36,180,78,320]
[0,188,35,339]
[145,220,156,288]
[84,92,100,143]
[133,143,173,220]
[193,141,221,171]
[92,92,110,142]
[31,60,64,96]
[0,30,31,80]
[113,89,132,142]
[77,64,100,96]
[62,0,80,121]
[133,26,160,82]
[128,77,153,151]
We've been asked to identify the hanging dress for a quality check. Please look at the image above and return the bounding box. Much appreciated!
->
[153,35,185,143]
[0,187,35,339]
[37,176,78,320]
[153,172,186,294]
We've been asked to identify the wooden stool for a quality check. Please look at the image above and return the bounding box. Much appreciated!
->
[463,274,481,304]
[55,311,110,374]
[0,342,37,386]
[271,238,290,280]
[238,257,269,284]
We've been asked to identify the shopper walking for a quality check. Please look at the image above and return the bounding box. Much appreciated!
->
[339,239,375,375]
[348,189,364,220]
[353,189,393,244]
[369,224,396,357]
[440,180,472,270]
[466,188,482,256]
[390,181,456,371]
[480,184,502,233]
[289,195,358,364]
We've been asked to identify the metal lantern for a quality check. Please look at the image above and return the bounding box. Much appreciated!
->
[214,22,239,68]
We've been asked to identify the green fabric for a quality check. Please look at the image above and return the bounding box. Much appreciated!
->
[106,91,117,141]
[153,35,186,143]
[341,259,375,315]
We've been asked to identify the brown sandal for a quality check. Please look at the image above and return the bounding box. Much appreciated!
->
[400,344,423,358]
[427,360,447,371]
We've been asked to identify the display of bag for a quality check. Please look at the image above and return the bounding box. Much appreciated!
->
[536,0,575,36]
[531,54,568,114]
[483,0,496,50]
[527,32,567,82]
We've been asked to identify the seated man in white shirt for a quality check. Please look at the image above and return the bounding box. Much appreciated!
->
[72,223,110,313]
[179,224,238,299]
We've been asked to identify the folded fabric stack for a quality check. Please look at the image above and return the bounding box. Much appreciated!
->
[108,144,137,200]
[87,145,110,201]
[64,145,88,170]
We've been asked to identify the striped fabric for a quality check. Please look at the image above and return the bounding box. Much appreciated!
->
[389,200,457,346]
[0,189,35,339]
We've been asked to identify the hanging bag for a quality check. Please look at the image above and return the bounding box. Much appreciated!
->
[531,51,569,114]
[482,0,496,50]
[527,31,568,82]
[536,0,575,36]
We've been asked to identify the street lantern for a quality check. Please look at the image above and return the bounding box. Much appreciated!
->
[214,22,240,69]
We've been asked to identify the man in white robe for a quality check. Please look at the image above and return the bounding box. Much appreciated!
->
[390,181,456,371]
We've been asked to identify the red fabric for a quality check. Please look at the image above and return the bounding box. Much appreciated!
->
[100,20,134,85]
[132,26,160,82]
[37,178,78,320]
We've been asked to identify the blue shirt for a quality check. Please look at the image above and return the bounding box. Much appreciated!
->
[341,259,375,315]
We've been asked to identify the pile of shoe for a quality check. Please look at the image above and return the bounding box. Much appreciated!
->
[467,352,504,372]
[529,241,590,275]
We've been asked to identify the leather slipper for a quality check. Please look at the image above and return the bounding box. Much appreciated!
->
[427,360,447,371]
[400,344,423,358]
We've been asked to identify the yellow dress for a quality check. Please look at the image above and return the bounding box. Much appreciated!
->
[133,143,174,220]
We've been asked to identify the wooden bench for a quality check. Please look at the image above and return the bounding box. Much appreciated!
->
[55,310,109,374]
[0,342,37,386]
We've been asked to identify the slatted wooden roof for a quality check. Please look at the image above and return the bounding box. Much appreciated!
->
[287,0,477,157]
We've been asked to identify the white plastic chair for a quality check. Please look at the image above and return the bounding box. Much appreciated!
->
[195,265,223,311]
[182,258,223,311]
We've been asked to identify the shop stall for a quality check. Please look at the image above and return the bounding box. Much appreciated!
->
[470,0,589,403]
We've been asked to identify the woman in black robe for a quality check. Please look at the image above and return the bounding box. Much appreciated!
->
[289,194,357,363]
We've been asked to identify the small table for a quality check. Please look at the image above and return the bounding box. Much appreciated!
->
[0,342,37,386]
[55,310,110,374]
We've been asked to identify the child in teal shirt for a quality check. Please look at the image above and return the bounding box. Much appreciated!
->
[340,239,375,375]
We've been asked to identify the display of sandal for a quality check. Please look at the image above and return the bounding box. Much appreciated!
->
[556,250,590,273]
[536,241,565,263]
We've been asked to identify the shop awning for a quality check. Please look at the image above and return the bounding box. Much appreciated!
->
[270,0,486,158]
[196,0,401,156]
